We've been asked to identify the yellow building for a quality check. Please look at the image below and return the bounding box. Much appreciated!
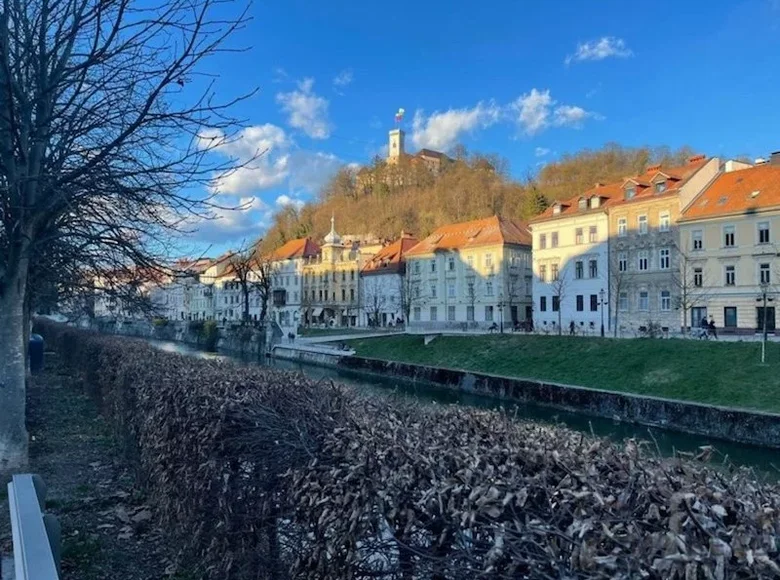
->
[678,157,780,334]
[301,218,379,327]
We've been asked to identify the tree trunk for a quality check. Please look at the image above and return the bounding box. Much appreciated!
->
[0,269,30,473]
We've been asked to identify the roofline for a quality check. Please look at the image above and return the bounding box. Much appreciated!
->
[405,240,531,257]
[529,209,609,226]
[678,203,780,223]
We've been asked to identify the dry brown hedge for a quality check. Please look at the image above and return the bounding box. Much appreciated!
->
[37,320,780,579]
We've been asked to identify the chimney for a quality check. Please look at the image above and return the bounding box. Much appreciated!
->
[770,151,780,166]
[687,154,706,164]
[646,164,662,174]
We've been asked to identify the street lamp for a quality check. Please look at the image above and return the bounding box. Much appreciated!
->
[756,282,775,364]
[498,292,505,334]
[598,288,606,338]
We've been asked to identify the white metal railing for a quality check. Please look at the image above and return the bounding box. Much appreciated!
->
[7,474,60,580]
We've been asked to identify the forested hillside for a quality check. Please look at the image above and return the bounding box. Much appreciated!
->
[260,143,697,251]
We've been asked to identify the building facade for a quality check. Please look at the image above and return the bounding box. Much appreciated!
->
[678,157,780,334]
[359,232,418,327]
[606,156,720,334]
[530,186,619,335]
[405,216,532,331]
[267,237,320,332]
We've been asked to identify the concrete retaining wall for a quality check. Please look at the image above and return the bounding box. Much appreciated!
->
[272,345,345,366]
[336,356,780,449]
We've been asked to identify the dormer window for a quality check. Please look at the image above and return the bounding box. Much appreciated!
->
[578,198,587,210]
[625,187,636,200]
[590,197,601,209]
[654,181,667,193]
[552,204,561,215]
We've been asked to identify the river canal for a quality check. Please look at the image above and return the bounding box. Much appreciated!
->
[148,339,780,476]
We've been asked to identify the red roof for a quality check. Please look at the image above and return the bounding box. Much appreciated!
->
[405,216,531,256]
[361,234,419,276]
[269,238,321,261]
[680,163,780,221]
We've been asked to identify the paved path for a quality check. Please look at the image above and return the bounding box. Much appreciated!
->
[296,331,404,344]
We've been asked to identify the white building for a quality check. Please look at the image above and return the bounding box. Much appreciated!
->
[359,232,418,327]
[404,216,533,331]
[267,237,321,333]
[530,185,621,335]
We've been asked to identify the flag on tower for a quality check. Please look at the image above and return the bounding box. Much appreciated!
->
[394,108,405,123]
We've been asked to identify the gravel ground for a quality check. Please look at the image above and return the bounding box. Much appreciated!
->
[1,353,190,580]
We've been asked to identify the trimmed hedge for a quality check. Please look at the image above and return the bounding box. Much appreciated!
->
[37,320,780,579]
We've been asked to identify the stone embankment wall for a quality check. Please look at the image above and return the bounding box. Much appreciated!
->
[334,356,780,448]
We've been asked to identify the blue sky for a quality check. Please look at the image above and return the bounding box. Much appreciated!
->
[188,0,780,253]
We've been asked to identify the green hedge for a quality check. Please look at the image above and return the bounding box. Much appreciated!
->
[35,320,780,579]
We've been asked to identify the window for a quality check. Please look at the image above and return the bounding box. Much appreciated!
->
[725,265,736,286]
[575,261,584,279]
[618,292,628,312]
[350,288,355,301]
[589,226,597,243]
[430,283,437,298]
[341,288,346,301]
[589,259,598,278]
[578,198,587,210]
[617,217,627,237]
[655,181,667,193]
[758,222,770,244]
[724,307,737,328]
[760,263,771,285]
[659,248,670,270]
[414,262,420,275]
[448,256,455,271]
[485,253,494,273]
[625,187,636,200]
[660,290,671,311]
[552,296,560,312]
[551,263,559,281]
[466,278,475,297]
[618,252,627,272]
[413,307,421,321]
[466,306,475,321]
[467,255,474,269]
[430,259,437,273]
[692,230,703,250]
[540,296,547,312]
[447,281,456,298]
[486,281,494,296]
[724,225,735,248]
[413,282,421,299]
[485,306,494,321]
[659,212,670,232]
[638,291,649,311]
[575,228,584,244]
[576,295,584,311]
[447,305,456,321]
[430,306,438,322]
[539,265,547,282]
[351,270,355,280]
[694,267,703,287]
[638,251,649,271]
[551,232,559,248]
[590,294,598,312]
[539,234,547,249]
[638,215,648,235]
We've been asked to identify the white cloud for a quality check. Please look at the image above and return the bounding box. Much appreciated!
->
[565,37,633,65]
[410,101,501,151]
[510,89,600,135]
[193,195,271,244]
[511,89,553,136]
[276,194,305,209]
[200,124,292,194]
[276,78,332,139]
[333,69,353,87]
[535,147,550,157]
[287,151,342,193]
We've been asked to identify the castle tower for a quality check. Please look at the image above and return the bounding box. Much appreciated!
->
[387,129,405,164]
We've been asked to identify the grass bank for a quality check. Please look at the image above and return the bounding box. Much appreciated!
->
[345,334,780,413]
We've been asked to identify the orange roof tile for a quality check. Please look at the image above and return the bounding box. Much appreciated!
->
[269,238,321,261]
[532,182,624,222]
[405,216,531,256]
[361,234,419,275]
[680,164,780,221]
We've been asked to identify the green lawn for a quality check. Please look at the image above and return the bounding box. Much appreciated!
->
[345,334,780,413]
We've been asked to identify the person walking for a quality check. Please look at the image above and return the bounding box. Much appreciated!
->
[709,317,718,340]
[569,320,575,336]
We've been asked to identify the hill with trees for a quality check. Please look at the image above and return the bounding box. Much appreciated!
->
[260,143,698,251]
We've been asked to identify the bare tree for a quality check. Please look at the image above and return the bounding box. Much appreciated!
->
[609,251,634,337]
[466,275,479,327]
[550,267,568,336]
[400,268,420,326]
[672,242,711,334]
[361,277,387,327]
[502,258,522,327]
[0,0,250,469]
